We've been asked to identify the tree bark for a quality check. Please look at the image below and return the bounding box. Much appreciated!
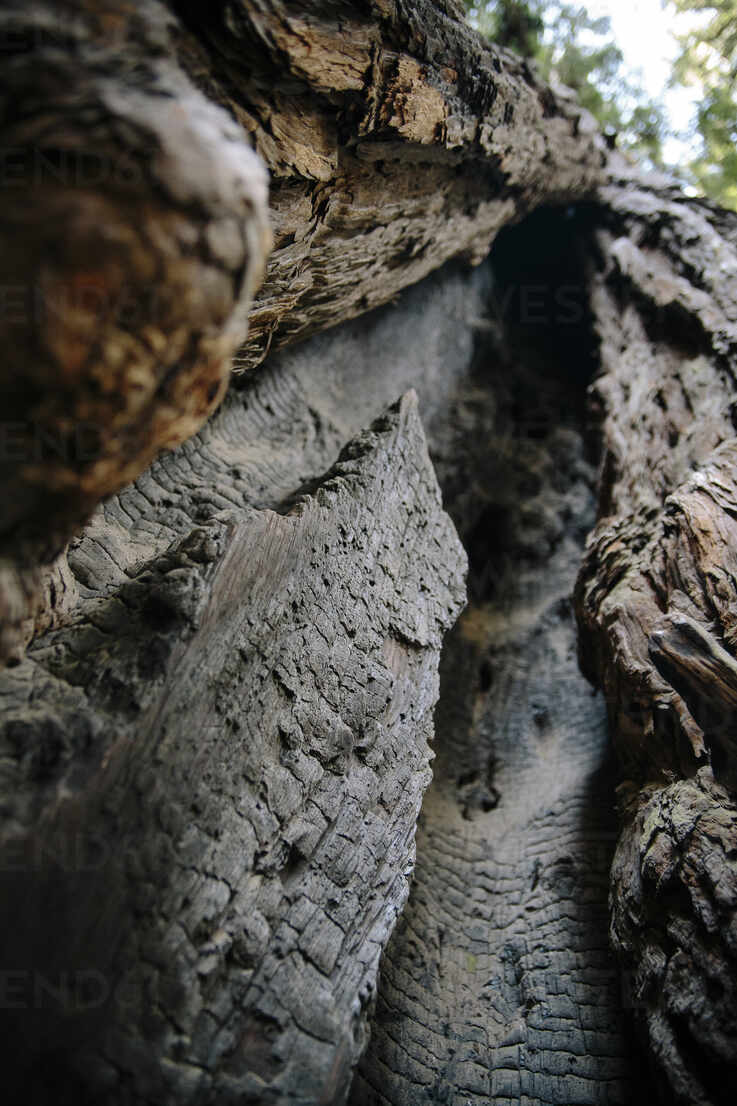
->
[0,0,606,640]
[171,0,606,366]
[0,386,466,1105]
[0,0,271,659]
[2,2,737,1105]
[575,162,737,1106]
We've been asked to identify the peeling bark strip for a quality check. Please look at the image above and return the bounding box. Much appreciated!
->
[575,163,737,1105]
[0,394,466,1104]
[174,0,608,369]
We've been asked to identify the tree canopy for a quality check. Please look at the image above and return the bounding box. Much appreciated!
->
[463,0,737,209]
[672,0,737,207]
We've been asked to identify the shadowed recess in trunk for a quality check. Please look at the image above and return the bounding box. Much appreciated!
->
[351,206,657,1106]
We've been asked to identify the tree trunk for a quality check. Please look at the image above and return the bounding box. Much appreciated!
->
[575,162,737,1106]
[1,3,737,1106]
[0,384,466,1105]
[352,206,650,1106]
[171,0,606,366]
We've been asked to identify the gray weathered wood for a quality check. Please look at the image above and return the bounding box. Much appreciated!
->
[5,177,737,1102]
[0,0,607,663]
[0,389,465,1104]
[2,1,737,1101]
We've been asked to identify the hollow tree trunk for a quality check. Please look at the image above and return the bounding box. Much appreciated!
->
[353,171,737,1106]
[0,382,467,1106]
[1,3,737,1106]
[351,208,650,1106]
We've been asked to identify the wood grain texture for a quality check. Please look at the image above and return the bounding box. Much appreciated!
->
[0,0,607,662]
[0,234,653,1105]
[3,1,737,1096]
[610,772,737,1106]
[352,210,652,1106]
[4,182,737,1102]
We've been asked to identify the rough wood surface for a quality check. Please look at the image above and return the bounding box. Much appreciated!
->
[0,0,271,659]
[172,0,607,368]
[3,1,737,1101]
[4,177,737,1103]
[575,163,737,1104]
[0,388,466,1104]
[352,211,652,1106]
[0,227,656,1105]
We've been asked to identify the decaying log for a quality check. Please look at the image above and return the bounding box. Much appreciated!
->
[0,0,607,662]
[575,163,737,1105]
[0,388,465,1104]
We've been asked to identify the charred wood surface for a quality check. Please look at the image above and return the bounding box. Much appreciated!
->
[352,210,653,1106]
[1,0,737,1103]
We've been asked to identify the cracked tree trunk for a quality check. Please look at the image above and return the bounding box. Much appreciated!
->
[0,389,466,1105]
[2,2,737,1105]
[351,209,651,1106]
[351,174,737,1106]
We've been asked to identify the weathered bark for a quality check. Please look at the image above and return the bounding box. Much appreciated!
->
[0,223,654,1105]
[0,0,271,659]
[172,0,607,366]
[0,0,607,661]
[0,386,466,1104]
[575,163,737,1105]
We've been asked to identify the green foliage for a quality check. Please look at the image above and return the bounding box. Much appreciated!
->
[463,0,543,55]
[464,0,737,208]
[487,0,544,54]
[464,2,668,170]
[670,0,737,207]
